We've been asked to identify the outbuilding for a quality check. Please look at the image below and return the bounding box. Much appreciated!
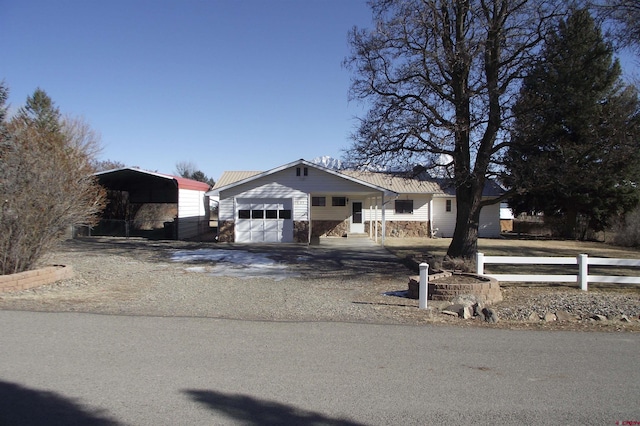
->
[94,168,211,240]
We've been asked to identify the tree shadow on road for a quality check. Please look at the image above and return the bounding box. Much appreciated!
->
[0,380,119,426]
[183,389,365,426]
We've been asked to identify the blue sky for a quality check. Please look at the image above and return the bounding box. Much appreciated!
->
[2,1,637,182]
[1,0,372,179]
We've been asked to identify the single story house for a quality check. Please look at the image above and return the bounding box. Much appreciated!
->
[95,168,211,240]
[206,159,502,244]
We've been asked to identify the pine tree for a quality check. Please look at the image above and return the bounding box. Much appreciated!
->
[505,8,640,239]
[15,88,62,135]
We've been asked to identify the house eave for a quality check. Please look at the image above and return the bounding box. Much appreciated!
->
[205,159,398,198]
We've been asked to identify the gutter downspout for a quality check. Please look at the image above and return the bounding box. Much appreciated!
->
[429,196,434,238]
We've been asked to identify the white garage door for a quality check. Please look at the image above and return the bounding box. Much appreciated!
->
[236,199,293,243]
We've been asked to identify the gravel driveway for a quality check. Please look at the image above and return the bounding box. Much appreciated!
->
[1,237,639,331]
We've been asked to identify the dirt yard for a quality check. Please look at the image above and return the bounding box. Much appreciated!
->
[0,237,639,332]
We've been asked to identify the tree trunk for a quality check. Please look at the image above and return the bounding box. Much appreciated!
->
[446,183,482,260]
[563,206,578,239]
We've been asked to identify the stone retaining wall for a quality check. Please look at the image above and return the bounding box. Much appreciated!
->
[294,221,309,243]
[0,265,74,293]
[217,220,235,242]
[311,220,349,238]
[366,221,430,238]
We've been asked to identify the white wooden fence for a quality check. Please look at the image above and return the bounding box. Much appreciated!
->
[476,252,640,291]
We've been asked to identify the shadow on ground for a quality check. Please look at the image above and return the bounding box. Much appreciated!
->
[60,237,412,281]
[0,380,118,425]
[184,389,365,426]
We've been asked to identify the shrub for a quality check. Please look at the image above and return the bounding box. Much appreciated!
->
[0,87,105,275]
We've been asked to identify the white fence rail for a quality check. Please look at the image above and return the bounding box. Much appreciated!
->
[476,252,640,291]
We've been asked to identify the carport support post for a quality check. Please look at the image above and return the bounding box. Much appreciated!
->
[419,262,429,309]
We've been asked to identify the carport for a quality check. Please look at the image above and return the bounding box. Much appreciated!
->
[94,168,211,240]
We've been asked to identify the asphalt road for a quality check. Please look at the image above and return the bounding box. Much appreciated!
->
[0,310,638,425]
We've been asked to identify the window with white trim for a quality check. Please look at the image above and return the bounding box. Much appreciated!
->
[332,197,346,206]
[395,200,414,214]
[312,196,326,206]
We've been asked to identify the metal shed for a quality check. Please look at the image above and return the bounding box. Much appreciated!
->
[94,168,211,240]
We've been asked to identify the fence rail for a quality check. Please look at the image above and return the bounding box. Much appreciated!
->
[476,252,640,291]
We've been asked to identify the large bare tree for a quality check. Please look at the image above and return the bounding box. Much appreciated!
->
[344,0,562,260]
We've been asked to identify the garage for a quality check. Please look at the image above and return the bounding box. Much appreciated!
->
[235,198,293,243]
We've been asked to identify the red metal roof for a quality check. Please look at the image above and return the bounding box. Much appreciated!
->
[95,167,211,192]
[170,175,211,191]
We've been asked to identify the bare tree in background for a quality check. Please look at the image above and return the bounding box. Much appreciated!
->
[593,0,640,54]
[175,160,215,188]
[0,86,106,275]
[92,159,126,172]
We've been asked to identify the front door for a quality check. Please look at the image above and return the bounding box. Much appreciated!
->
[350,201,364,234]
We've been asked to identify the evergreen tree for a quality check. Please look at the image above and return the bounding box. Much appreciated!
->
[15,88,62,135]
[505,8,640,239]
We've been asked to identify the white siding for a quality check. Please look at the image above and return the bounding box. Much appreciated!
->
[221,167,380,199]
[432,197,502,238]
[177,189,207,239]
[218,198,235,221]
[293,196,309,221]
[363,195,431,222]
[310,194,351,221]
[432,197,457,238]
[478,202,501,237]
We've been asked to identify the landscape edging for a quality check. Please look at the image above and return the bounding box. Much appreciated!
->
[0,265,74,293]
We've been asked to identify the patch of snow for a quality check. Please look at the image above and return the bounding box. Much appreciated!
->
[171,249,299,281]
[311,156,342,170]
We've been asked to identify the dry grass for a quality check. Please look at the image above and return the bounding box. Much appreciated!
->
[383,236,640,281]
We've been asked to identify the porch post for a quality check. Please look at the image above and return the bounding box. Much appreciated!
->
[381,193,386,246]
[307,193,312,243]
[368,201,373,239]
[374,197,379,243]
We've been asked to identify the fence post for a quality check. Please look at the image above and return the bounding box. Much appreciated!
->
[578,254,588,291]
[476,252,484,275]
[419,262,429,309]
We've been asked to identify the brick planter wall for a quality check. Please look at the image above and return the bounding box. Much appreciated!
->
[408,273,503,304]
[0,265,74,293]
